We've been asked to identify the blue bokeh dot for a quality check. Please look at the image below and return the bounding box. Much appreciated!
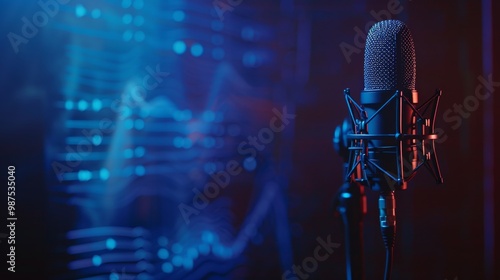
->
[172,10,185,22]
[173,41,186,54]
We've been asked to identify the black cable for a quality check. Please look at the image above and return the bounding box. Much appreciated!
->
[379,193,396,280]
[384,247,393,280]
[381,226,395,280]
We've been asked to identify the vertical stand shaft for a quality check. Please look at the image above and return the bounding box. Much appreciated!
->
[336,181,367,280]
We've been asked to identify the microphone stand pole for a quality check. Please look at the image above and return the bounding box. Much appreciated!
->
[335,165,367,280]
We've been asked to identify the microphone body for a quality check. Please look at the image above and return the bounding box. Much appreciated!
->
[362,19,418,192]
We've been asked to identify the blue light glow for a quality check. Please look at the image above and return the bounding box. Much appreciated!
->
[92,255,102,266]
[99,168,110,180]
[243,157,257,171]
[191,43,204,57]
[241,27,255,41]
[222,247,233,258]
[173,137,184,148]
[124,119,134,130]
[182,110,192,120]
[75,5,86,18]
[122,0,132,8]
[124,166,134,176]
[187,248,198,259]
[172,256,183,267]
[140,107,151,118]
[157,248,169,259]
[162,262,173,273]
[183,258,193,270]
[78,100,88,111]
[78,170,92,181]
[183,138,193,149]
[173,41,186,55]
[65,100,74,110]
[243,52,258,67]
[91,9,101,19]
[171,243,183,254]
[213,245,233,258]
[341,192,352,199]
[109,272,119,280]
[106,238,117,250]
[135,165,145,176]
[213,245,224,256]
[92,99,102,111]
[134,119,145,130]
[134,146,145,157]
[124,148,133,158]
[123,30,133,41]
[172,10,185,22]
[122,14,133,24]
[121,106,132,118]
[92,135,102,145]
[173,110,183,121]
[198,243,210,255]
[202,231,216,244]
[203,111,215,122]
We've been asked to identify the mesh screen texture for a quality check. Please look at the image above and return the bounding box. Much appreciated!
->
[364,20,416,90]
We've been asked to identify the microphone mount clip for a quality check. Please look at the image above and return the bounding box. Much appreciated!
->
[342,88,443,191]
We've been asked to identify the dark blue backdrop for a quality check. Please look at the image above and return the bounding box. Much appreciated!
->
[0,0,498,279]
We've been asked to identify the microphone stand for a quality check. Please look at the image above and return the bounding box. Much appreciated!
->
[334,178,366,280]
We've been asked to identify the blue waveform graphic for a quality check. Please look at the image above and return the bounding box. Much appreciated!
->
[44,0,301,279]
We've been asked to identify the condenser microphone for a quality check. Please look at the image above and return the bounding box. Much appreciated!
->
[339,19,442,191]
[334,19,443,280]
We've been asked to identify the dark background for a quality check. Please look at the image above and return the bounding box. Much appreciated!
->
[0,0,498,279]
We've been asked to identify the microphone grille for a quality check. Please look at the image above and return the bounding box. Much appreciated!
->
[364,20,416,90]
